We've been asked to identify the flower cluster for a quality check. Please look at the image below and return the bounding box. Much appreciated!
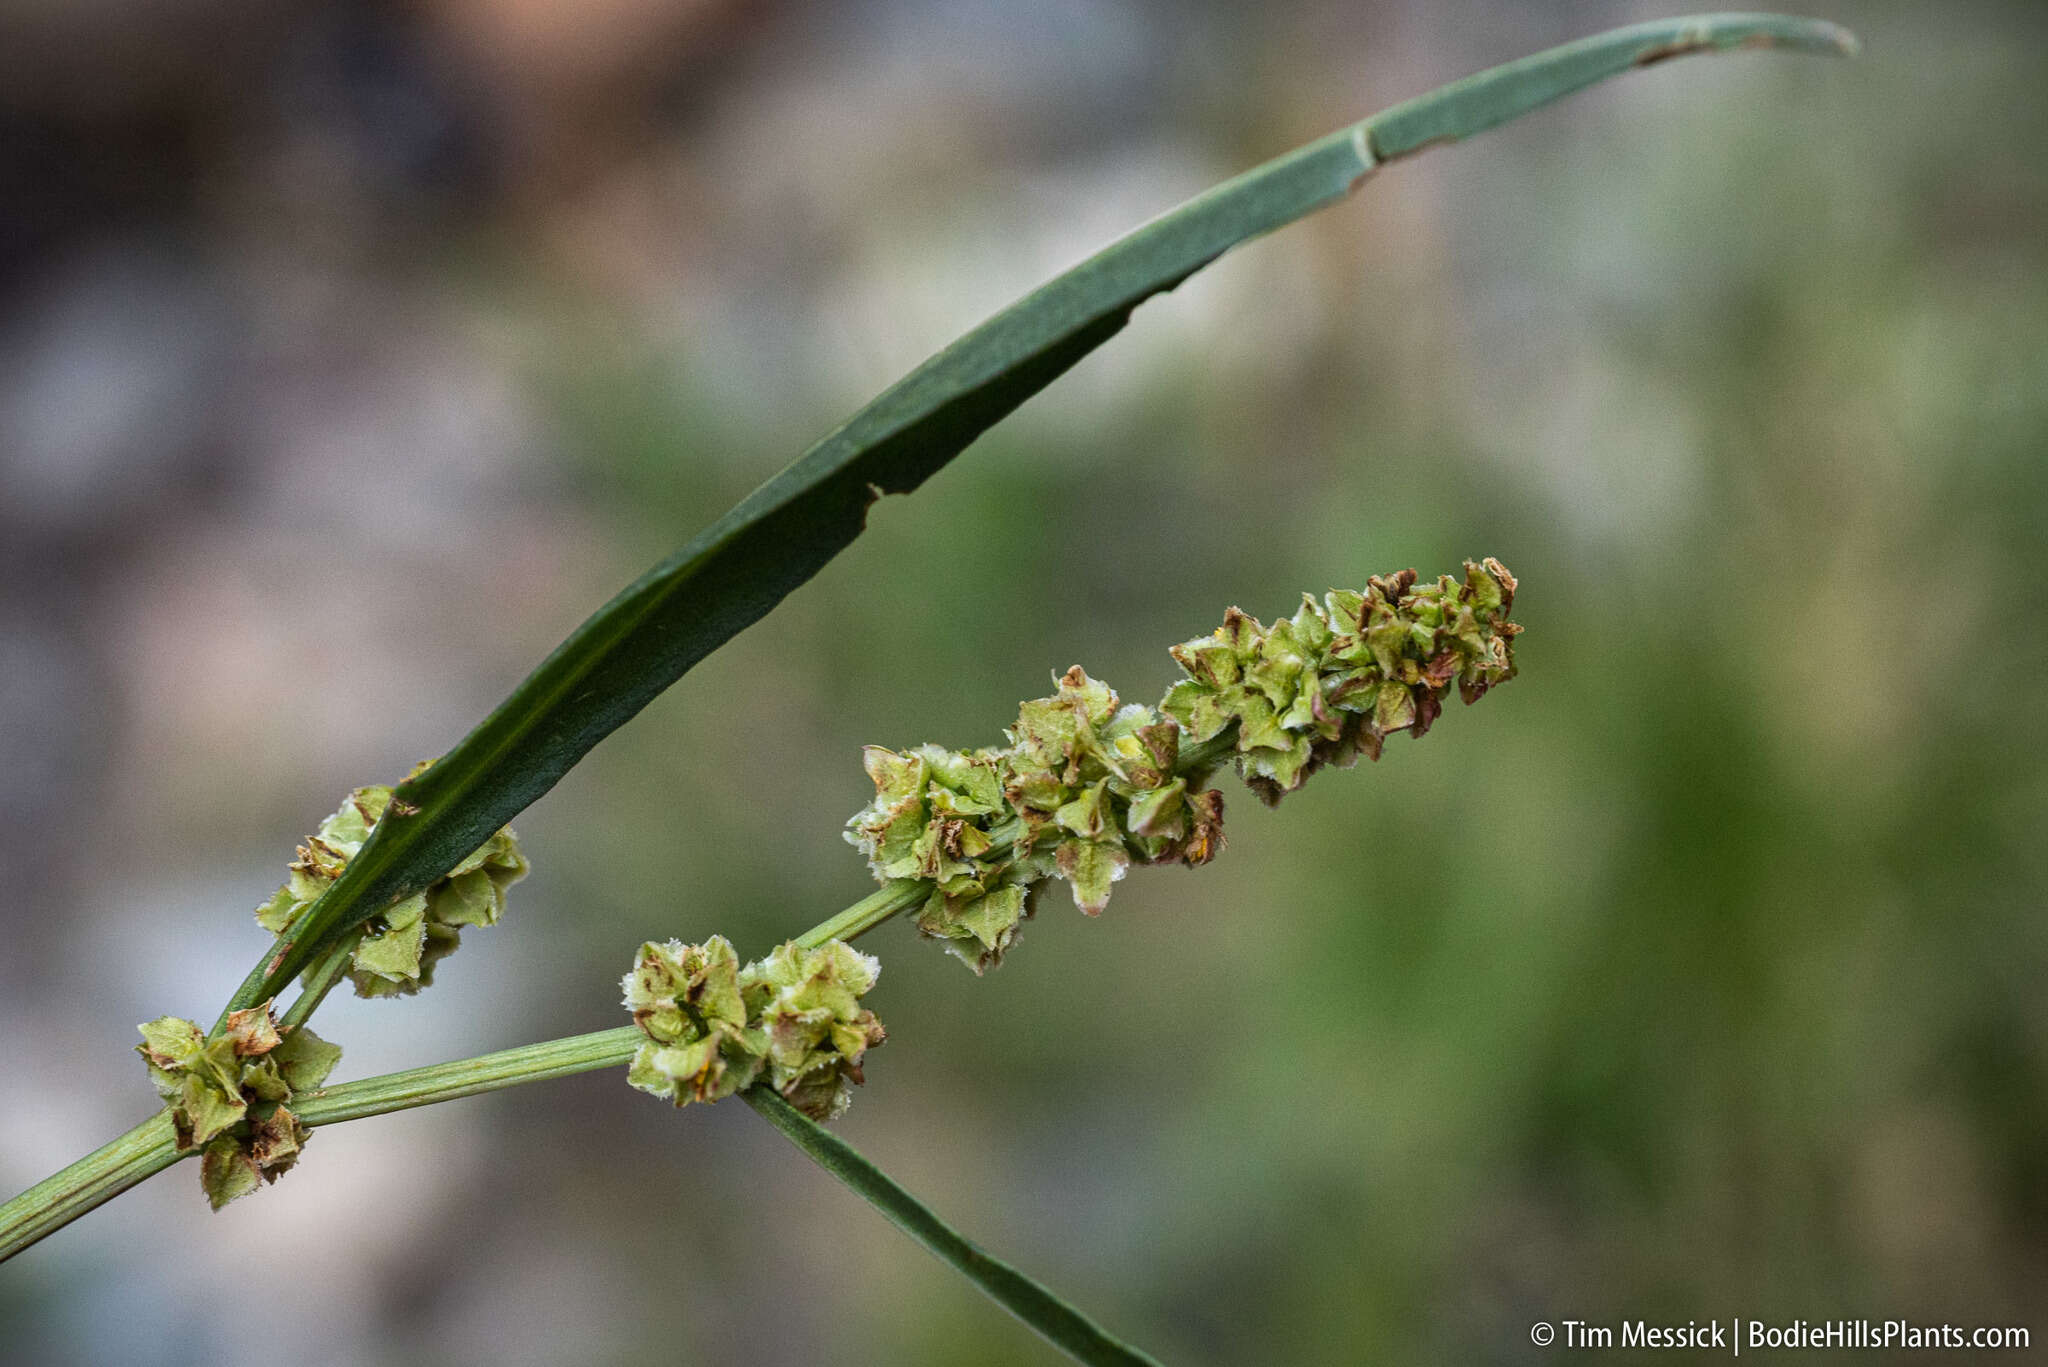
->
[255,773,528,998]
[846,559,1520,970]
[135,1005,342,1208]
[1163,558,1519,804]
[847,669,1224,972]
[624,937,886,1121]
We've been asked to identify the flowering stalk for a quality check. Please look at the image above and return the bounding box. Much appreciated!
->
[0,880,920,1258]
[842,560,1519,973]
[623,937,887,1120]
[630,560,1519,1112]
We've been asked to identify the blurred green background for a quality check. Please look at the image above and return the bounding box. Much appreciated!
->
[1,1,2042,1362]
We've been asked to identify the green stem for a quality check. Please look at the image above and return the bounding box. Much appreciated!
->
[1177,725,1239,776]
[287,876,948,1127]
[279,935,356,1034]
[0,1030,648,1264]
[296,1027,641,1124]
[0,1113,182,1263]
[795,879,928,949]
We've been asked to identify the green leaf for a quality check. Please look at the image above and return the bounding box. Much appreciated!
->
[742,1088,1164,1367]
[235,12,1853,1009]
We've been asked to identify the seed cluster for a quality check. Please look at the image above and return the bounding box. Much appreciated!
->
[624,937,886,1121]
[844,559,1521,972]
[1163,558,1520,804]
[255,772,527,998]
[135,1006,342,1208]
[847,667,1225,972]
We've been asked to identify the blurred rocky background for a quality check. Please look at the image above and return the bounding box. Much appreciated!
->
[1,1,2043,1362]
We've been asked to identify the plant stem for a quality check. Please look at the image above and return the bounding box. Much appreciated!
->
[279,935,356,1033]
[0,1113,182,1263]
[296,1027,642,1124]
[795,879,928,949]
[284,873,952,1126]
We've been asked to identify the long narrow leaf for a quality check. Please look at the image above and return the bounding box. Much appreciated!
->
[743,1088,1163,1367]
[243,12,1853,1005]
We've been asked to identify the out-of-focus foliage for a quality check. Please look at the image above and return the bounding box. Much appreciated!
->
[0,2,2042,1365]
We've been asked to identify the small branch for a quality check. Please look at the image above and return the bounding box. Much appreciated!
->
[296,1027,640,1125]
[279,935,356,1033]
[793,879,928,950]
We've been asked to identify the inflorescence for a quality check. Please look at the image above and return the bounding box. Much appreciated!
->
[149,566,1517,1196]
[844,559,1520,974]
[621,559,1520,1125]
[254,769,528,998]
[136,1006,342,1208]
[623,937,885,1120]
[138,768,527,1209]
